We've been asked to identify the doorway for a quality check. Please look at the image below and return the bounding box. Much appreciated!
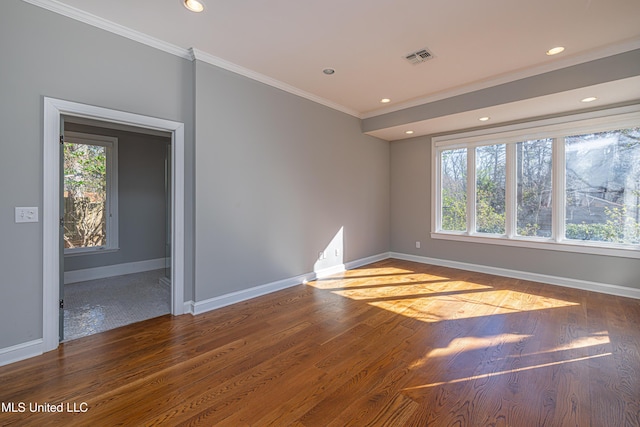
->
[43,97,185,352]
[60,120,172,341]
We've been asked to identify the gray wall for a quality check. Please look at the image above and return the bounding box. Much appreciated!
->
[1,0,636,356]
[63,123,170,272]
[0,0,389,350]
[390,134,640,289]
[193,62,390,301]
[0,0,194,348]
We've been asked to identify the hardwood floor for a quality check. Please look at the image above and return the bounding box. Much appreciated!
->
[1,259,639,426]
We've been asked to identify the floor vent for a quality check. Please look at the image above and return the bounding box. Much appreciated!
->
[405,48,433,65]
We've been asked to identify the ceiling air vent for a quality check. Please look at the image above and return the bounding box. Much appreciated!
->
[405,48,433,65]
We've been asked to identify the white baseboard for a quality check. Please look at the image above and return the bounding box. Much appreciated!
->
[0,339,44,367]
[314,263,346,279]
[7,250,637,368]
[192,272,316,315]
[390,252,640,300]
[183,300,195,315]
[191,253,391,316]
[345,252,390,270]
[64,258,168,284]
[0,254,389,366]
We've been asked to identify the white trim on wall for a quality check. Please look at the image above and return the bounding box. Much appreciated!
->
[188,272,315,316]
[21,1,359,119]
[21,0,190,59]
[0,340,44,367]
[189,49,360,118]
[5,249,639,365]
[64,258,169,284]
[186,252,392,315]
[24,0,640,123]
[43,97,185,353]
[389,252,640,300]
[161,248,640,320]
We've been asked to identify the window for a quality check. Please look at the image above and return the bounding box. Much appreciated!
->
[432,105,640,258]
[476,144,506,234]
[441,148,467,232]
[516,139,553,238]
[63,132,118,254]
[565,129,640,245]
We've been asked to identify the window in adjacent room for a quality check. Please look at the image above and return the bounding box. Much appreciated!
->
[63,132,118,254]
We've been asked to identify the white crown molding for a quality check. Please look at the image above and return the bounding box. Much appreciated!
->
[25,0,638,122]
[189,48,360,118]
[22,0,192,60]
[362,37,640,119]
[20,0,360,118]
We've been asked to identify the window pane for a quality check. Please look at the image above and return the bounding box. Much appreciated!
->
[441,148,467,231]
[565,127,640,245]
[64,142,107,249]
[516,139,553,237]
[476,144,506,234]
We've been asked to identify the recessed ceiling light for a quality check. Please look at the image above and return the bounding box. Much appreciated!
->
[581,96,597,103]
[183,0,205,12]
[479,116,490,122]
[380,98,391,104]
[405,130,414,135]
[546,46,565,56]
[322,68,335,75]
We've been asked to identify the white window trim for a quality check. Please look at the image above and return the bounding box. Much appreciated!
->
[431,104,640,259]
[63,131,119,255]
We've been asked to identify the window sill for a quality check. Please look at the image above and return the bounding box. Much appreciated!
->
[430,232,640,259]
[64,248,120,257]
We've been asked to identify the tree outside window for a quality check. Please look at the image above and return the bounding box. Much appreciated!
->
[63,132,118,253]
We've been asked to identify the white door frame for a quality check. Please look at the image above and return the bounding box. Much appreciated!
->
[43,97,185,351]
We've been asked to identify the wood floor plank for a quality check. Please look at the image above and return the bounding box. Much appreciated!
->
[1,259,638,426]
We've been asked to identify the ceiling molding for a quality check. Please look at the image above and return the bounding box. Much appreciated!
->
[189,48,360,118]
[21,0,640,123]
[21,0,360,119]
[362,38,640,120]
[22,0,193,60]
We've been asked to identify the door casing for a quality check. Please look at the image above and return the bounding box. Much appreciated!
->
[43,97,185,351]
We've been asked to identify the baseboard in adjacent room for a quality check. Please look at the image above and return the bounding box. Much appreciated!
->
[64,258,168,284]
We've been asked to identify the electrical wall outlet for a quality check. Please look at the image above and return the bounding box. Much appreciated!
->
[416,241,421,248]
[15,207,39,223]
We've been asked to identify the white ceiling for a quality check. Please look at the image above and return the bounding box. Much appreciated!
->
[31,0,640,139]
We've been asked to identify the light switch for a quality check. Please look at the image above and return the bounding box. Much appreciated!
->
[15,207,38,223]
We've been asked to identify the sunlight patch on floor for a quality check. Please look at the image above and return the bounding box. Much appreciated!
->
[427,334,532,359]
[329,281,493,299]
[364,289,578,322]
[310,271,453,290]
[402,352,612,390]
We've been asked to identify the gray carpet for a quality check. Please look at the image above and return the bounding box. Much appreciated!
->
[63,269,171,341]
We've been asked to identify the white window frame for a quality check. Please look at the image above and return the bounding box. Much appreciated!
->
[432,104,640,259]
[63,131,119,255]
